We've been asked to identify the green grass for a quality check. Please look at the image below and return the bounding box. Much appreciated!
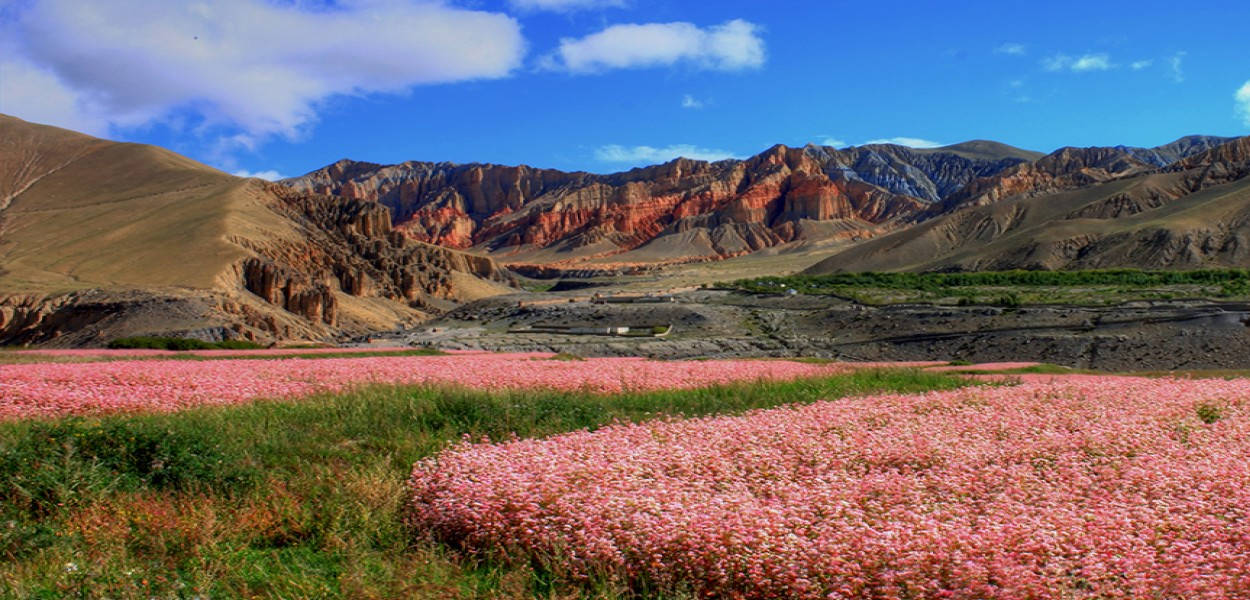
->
[0,369,973,599]
[718,268,1250,306]
[107,336,266,351]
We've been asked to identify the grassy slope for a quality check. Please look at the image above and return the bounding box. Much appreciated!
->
[0,369,971,599]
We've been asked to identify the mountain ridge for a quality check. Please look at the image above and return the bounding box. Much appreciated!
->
[283,140,1047,271]
[804,135,1250,274]
[285,136,1235,273]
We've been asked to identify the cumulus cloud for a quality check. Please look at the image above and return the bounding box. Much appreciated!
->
[509,0,625,11]
[995,43,1026,56]
[232,169,285,181]
[595,144,740,164]
[544,19,765,73]
[863,137,943,149]
[1237,81,1250,127]
[0,0,525,142]
[1043,53,1114,73]
[681,94,704,109]
[818,137,847,147]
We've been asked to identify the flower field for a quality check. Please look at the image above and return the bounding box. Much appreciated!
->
[408,376,1250,599]
[8,346,422,358]
[0,352,887,420]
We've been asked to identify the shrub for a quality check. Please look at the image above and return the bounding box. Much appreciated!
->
[107,336,264,351]
[1195,403,1224,424]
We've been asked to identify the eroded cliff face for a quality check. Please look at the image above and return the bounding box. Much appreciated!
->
[284,143,1034,264]
[227,183,515,331]
[941,147,1157,211]
[1170,137,1250,189]
[935,140,1245,214]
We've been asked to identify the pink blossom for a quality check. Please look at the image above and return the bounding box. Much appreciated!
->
[408,376,1250,598]
[8,346,426,359]
[0,353,860,420]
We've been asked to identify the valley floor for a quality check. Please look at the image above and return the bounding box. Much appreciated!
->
[384,289,1250,371]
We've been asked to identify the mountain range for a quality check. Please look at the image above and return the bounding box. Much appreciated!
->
[2,111,1249,346]
[284,135,1240,275]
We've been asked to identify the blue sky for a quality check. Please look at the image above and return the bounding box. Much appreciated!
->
[2,0,1249,179]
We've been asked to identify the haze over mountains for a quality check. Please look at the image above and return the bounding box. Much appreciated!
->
[2,111,1249,346]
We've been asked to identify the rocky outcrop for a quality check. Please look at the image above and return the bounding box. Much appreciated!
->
[236,183,515,321]
[241,258,338,325]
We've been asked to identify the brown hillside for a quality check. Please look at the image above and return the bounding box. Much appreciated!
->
[804,137,1250,273]
[0,114,513,346]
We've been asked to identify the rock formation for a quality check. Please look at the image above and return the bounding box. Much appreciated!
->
[284,142,1043,269]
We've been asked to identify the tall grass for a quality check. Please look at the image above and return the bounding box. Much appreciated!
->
[0,369,971,599]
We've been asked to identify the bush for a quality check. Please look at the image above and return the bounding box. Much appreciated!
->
[729,269,1250,296]
[993,293,1021,308]
[107,336,264,351]
[1196,403,1224,424]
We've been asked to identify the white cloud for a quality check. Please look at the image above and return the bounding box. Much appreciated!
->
[1071,54,1113,72]
[0,0,524,144]
[509,0,625,11]
[818,137,847,147]
[681,94,704,109]
[1041,54,1070,71]
[1043,53,1114,73]
[1131,59,1154,70]
[995,43,1026,56]
[545,19,765,73]
[232,169,285,181]
[595,143,740,164]
[1168,51,1186,83]
[863,137,943,149]
[1236,81,1250,127]
[0,60,111,136]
